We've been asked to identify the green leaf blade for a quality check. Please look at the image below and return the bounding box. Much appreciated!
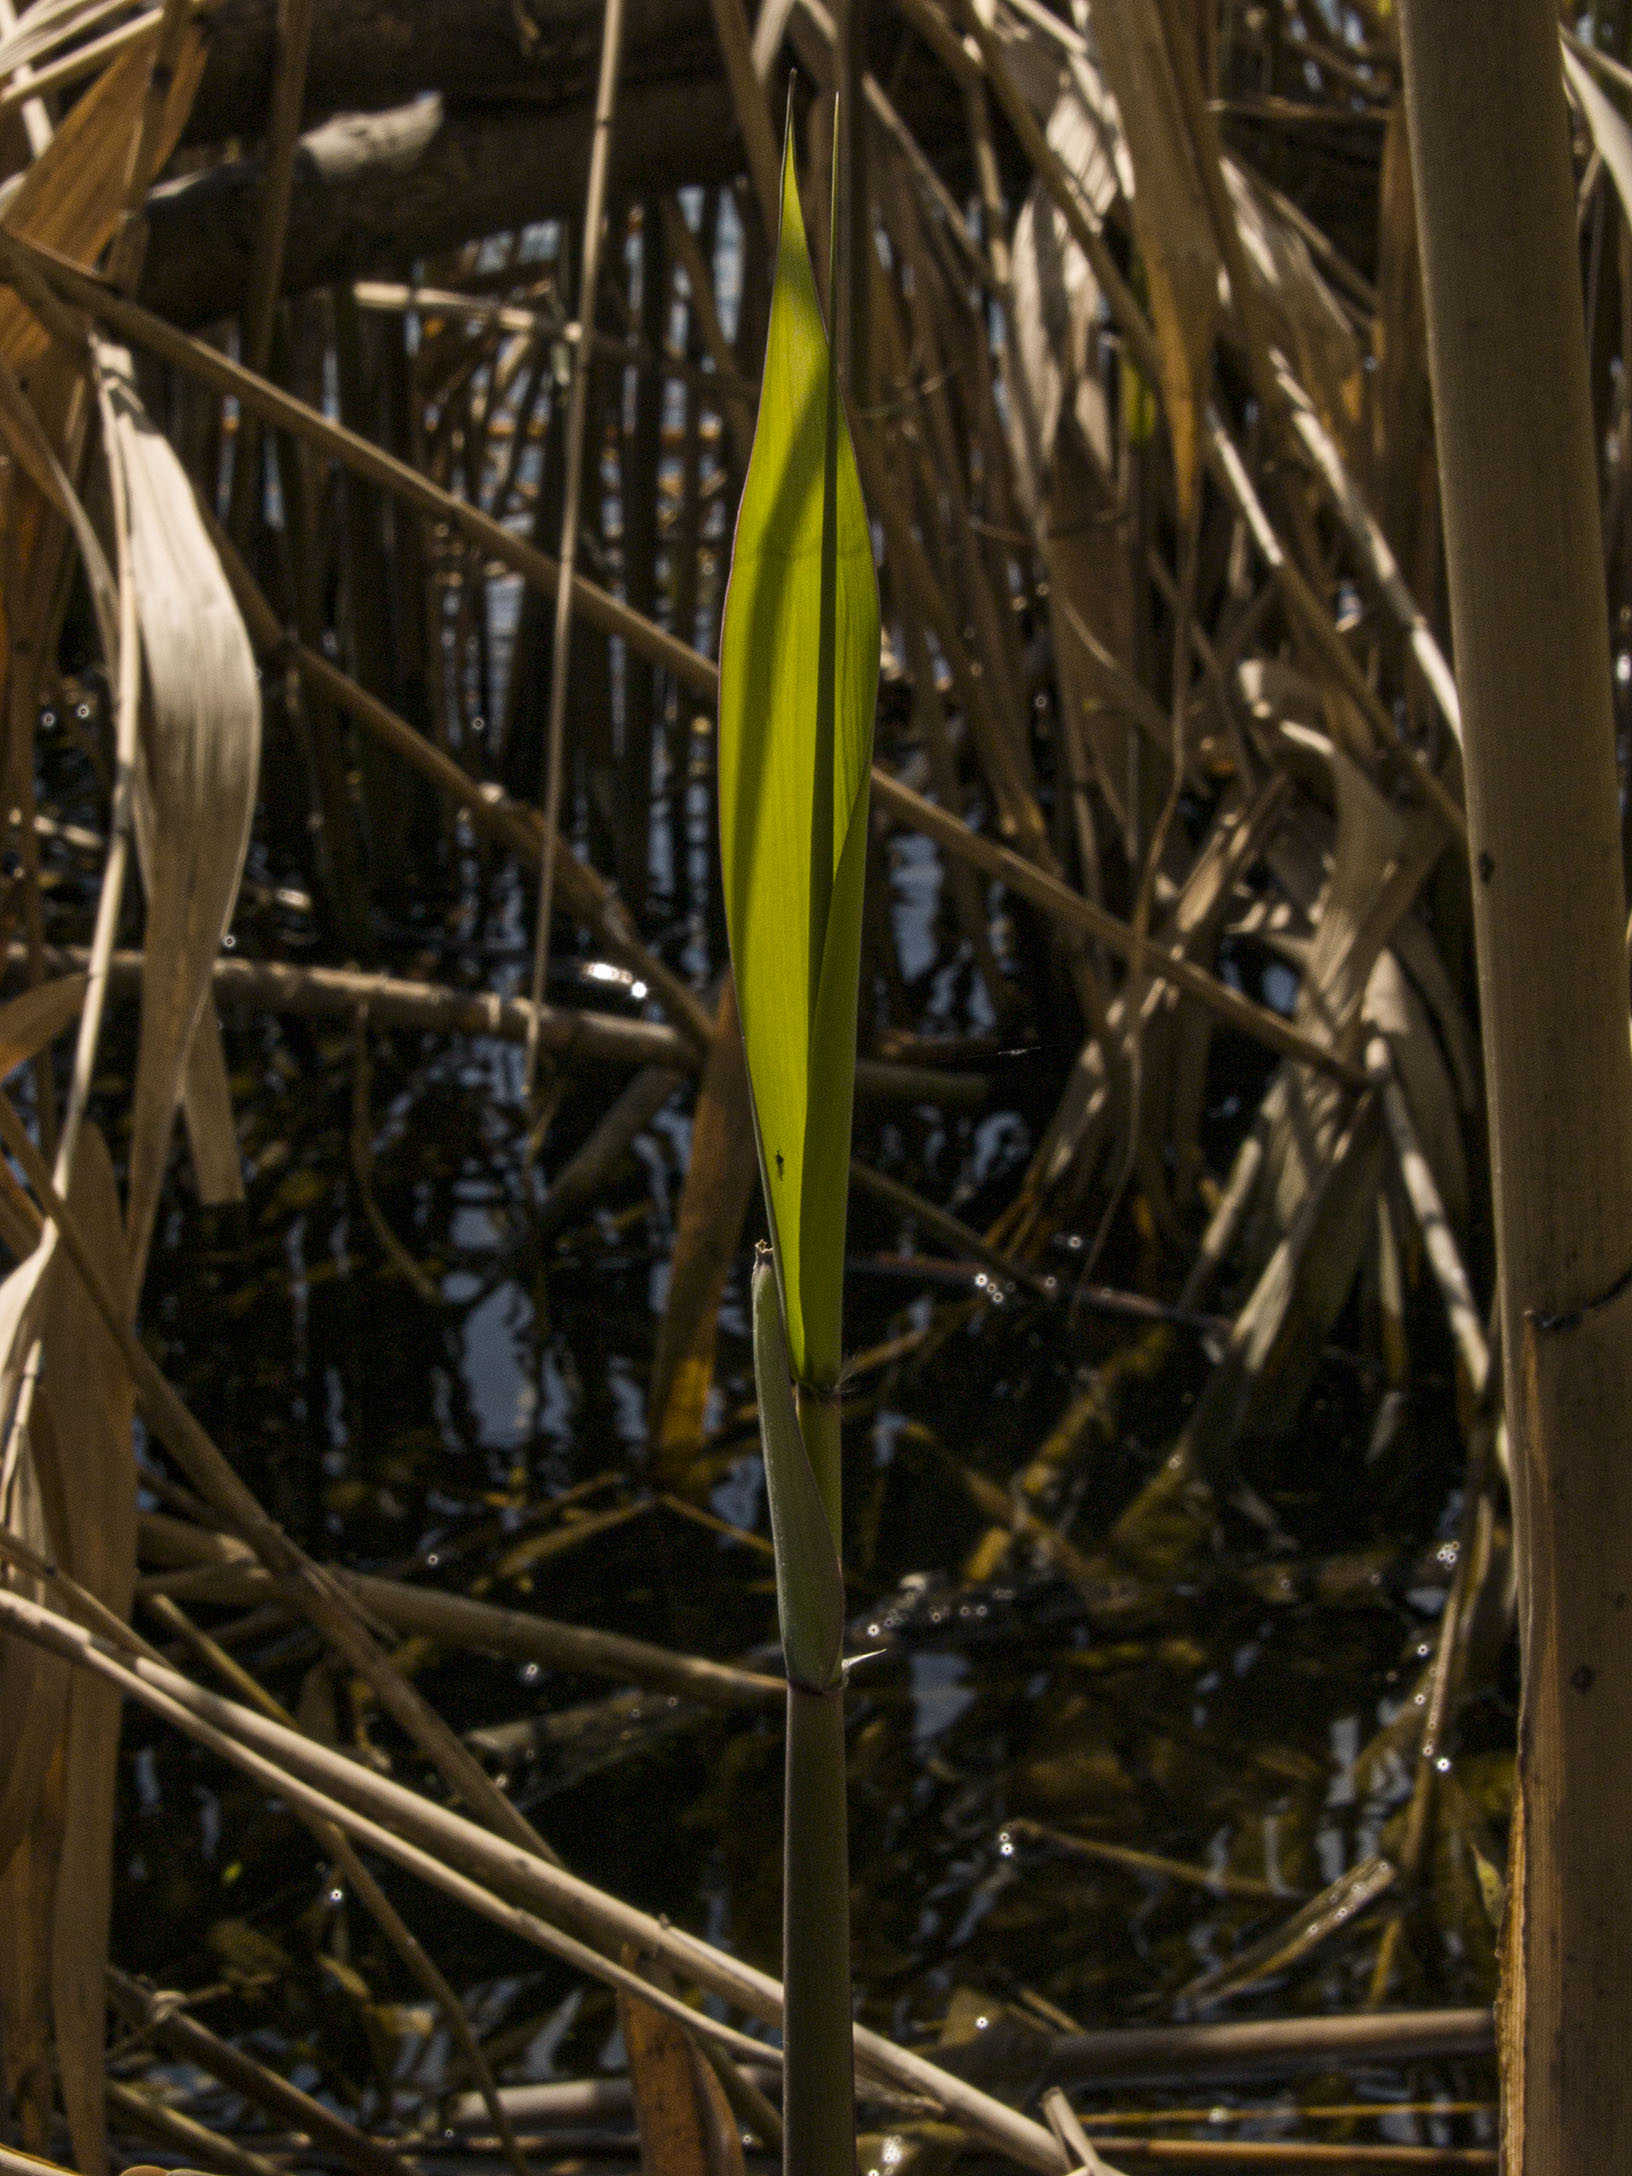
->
[718,123,879,1389]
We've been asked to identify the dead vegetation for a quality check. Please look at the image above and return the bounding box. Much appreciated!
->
[0,0,1627,2169]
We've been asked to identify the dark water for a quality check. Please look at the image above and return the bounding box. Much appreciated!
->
[27,704,1504,2161]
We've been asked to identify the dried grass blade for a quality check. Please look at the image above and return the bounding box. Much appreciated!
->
[0,1430,70,1877]
[180,999,245,1207]
[619,1961,739,2176]
[0,26,204,380]
[92,340,260,1296]
[1073,0,1218,515]
[1564,40,1632,234]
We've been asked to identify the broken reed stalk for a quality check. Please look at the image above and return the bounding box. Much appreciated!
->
[1397,3,1632,2167]
[523,0,628,1097]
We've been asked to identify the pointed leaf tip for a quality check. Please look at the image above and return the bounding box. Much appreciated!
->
[718,122,879,1390]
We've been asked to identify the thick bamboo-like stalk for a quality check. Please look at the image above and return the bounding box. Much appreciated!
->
[1396,4,1632,2167]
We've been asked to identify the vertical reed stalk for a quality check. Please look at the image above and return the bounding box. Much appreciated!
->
[523,0,629,1098]
[1397,5,1632,2167]
[788,1387,852,2173]
[782,1681,854,2176]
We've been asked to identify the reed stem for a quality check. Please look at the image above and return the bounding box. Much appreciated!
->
[783,1680,855,2176]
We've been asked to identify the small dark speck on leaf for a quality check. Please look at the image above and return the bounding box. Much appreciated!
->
[1572,1664,1597,1692]
[1477,850,1495,885]
[775,1151,784,1179]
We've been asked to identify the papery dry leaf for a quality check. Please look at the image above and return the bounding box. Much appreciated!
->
[93,341,260,1297]
[1007,56,1127,512]
[618,1961,744,2176]
[0,974,106,1900]
[1006,72,1137,831]
[1112,1089,1385,1568]
[0,25,206,400]
[181,999,246,1208]
[1223,155,1364,452]
[1564,43,1632,235]
[1363,947,1467,1238]
[1251,752,1441,1263]
[0,973,85,1085]
[1083,0,1219,518]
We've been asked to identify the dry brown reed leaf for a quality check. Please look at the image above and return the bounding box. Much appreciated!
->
[1024,780,1288,1229]
[1564,44,1632,235]
[0,24,205,385]
[0,978,106,1913]
[1362,948,1467,1240]
[1004,67,1139,837]
[1079,0,1219,519]
[0,357,140,1566]
[1111,1088,1385,1569]
[0,974,85,1077]
[93,341,259,1296]
[1222,156,1364,450]
[619,1959,745,2176]
[0,1731,62,2152]
[33,1123,133,2176]
[0,1432,70,1876]
[180,1000,246,1207]
[1006,60,1127,512]
[1252,753,1442,1263]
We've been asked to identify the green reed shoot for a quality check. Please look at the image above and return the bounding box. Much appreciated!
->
[717,109,879,2176]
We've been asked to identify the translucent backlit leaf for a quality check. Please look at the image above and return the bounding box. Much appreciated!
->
[717,123,879,1393]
